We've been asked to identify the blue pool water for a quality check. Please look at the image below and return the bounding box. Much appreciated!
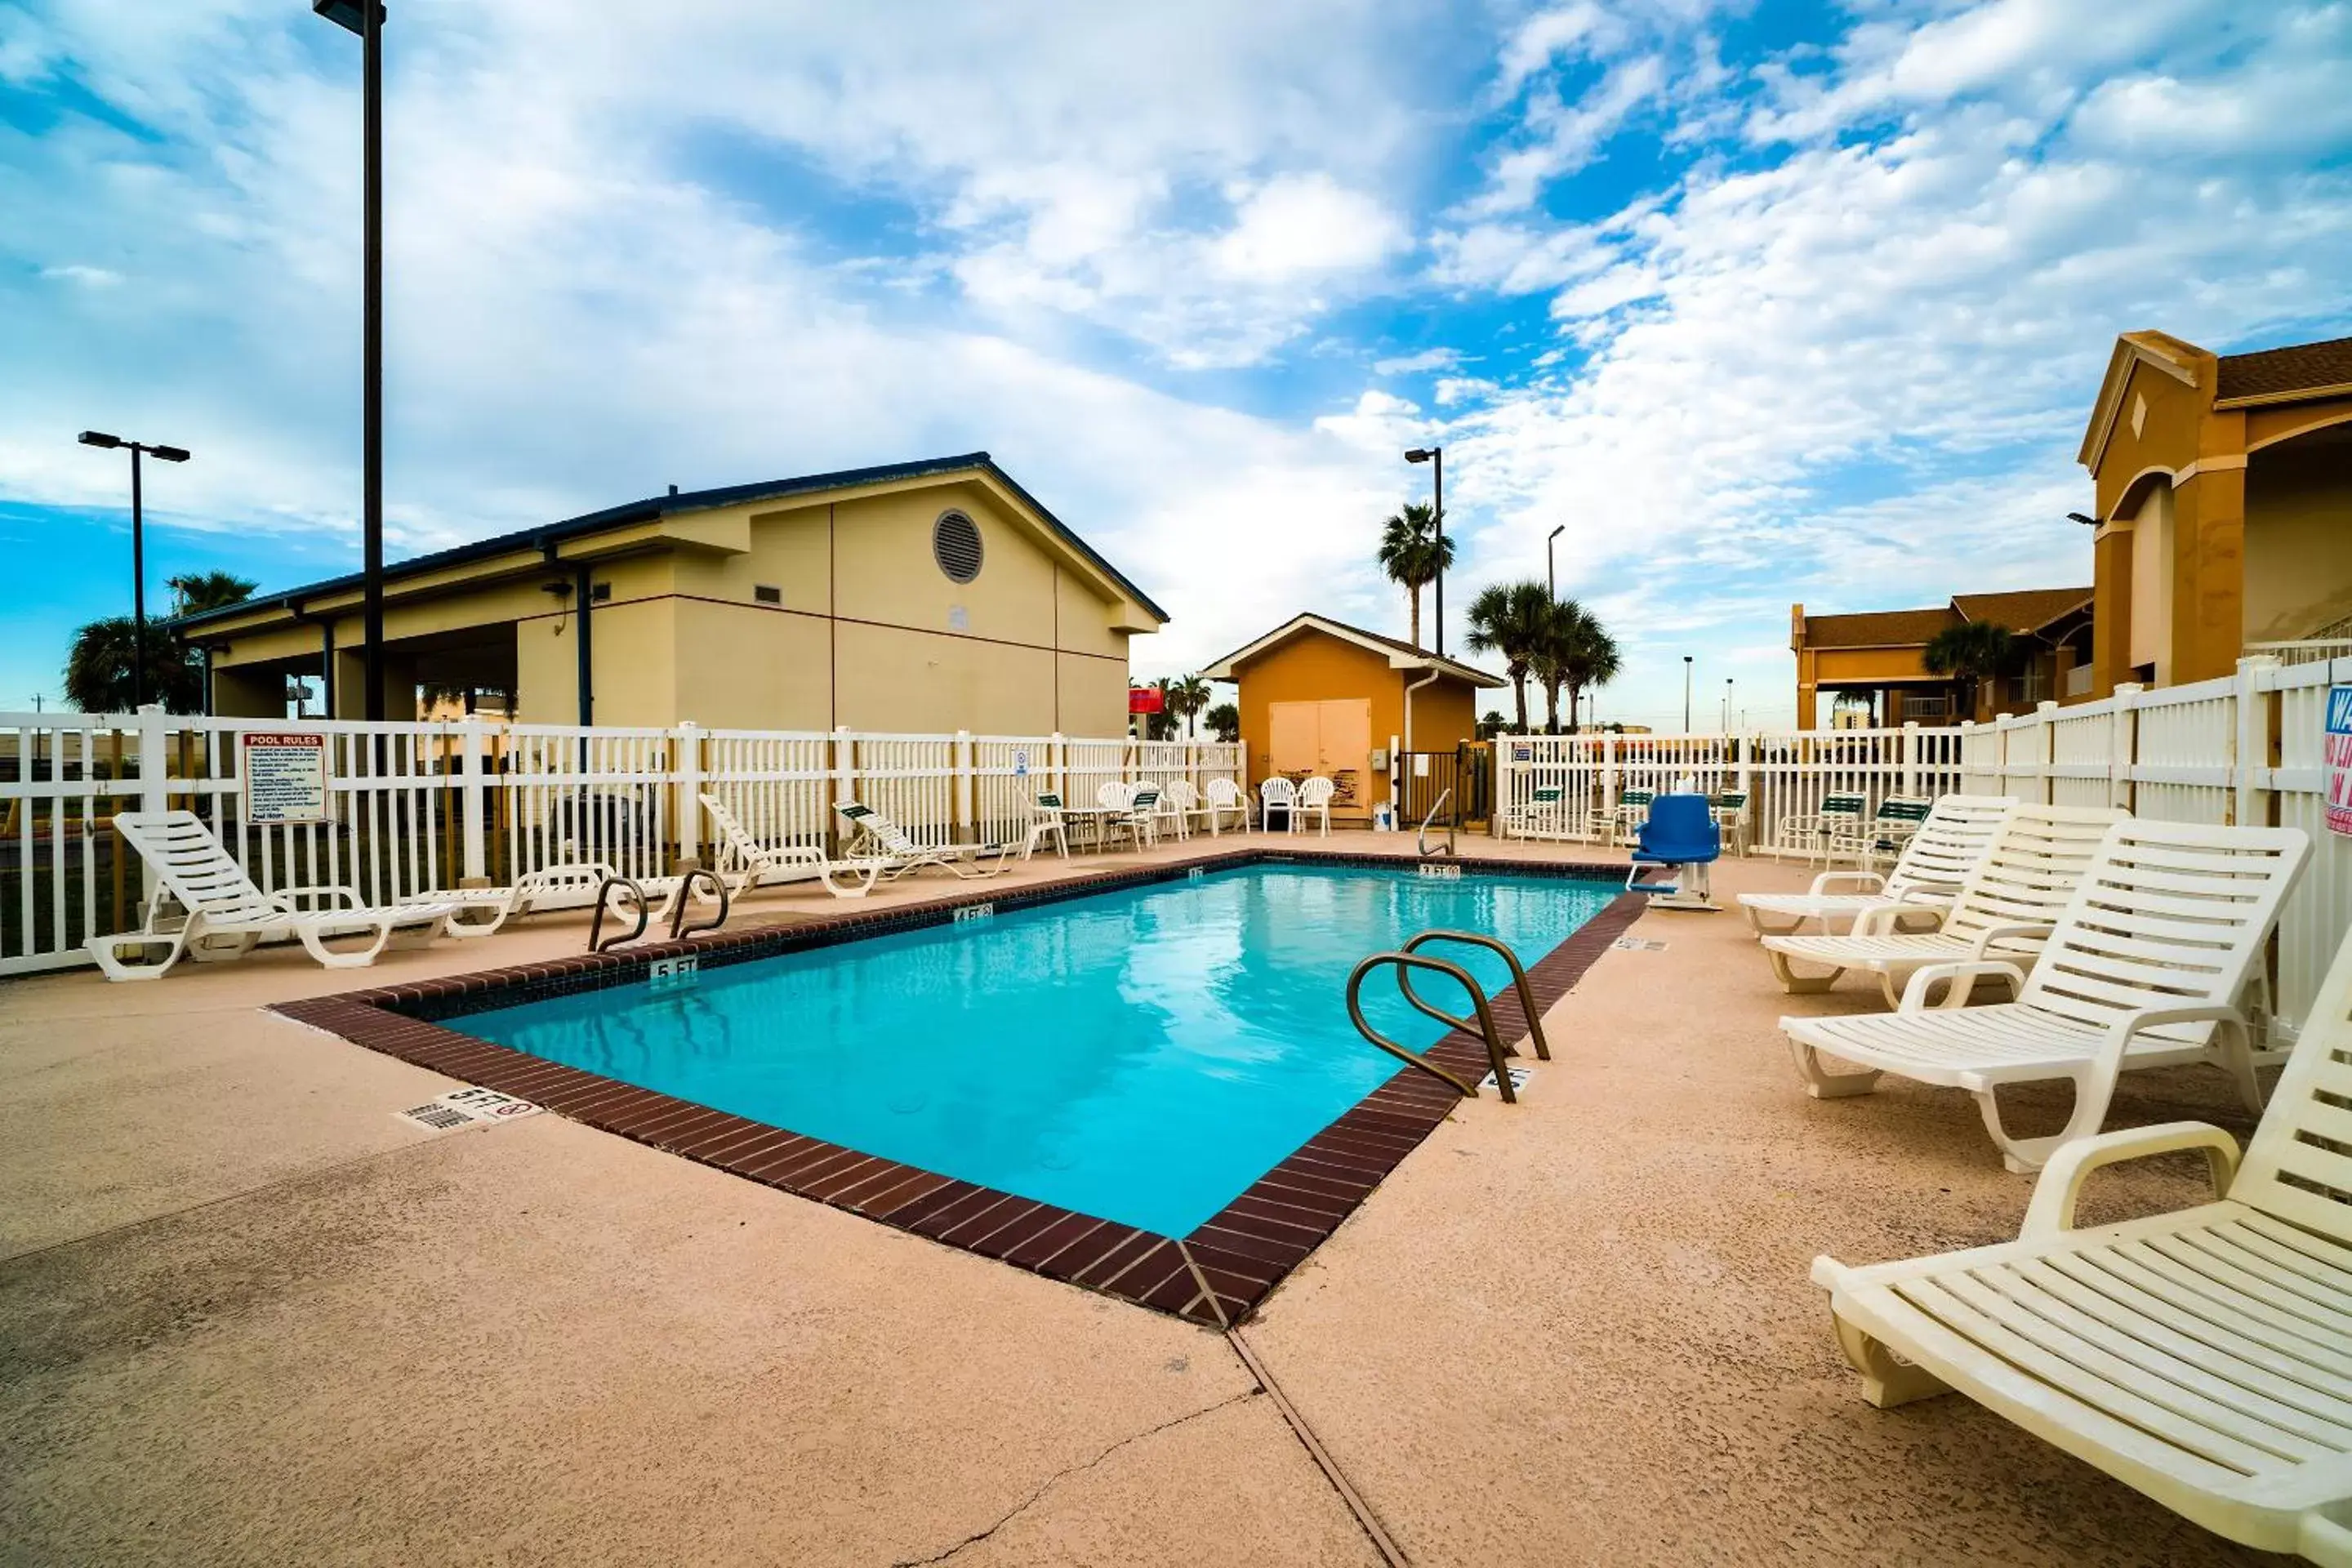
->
[463,864,1616,1236]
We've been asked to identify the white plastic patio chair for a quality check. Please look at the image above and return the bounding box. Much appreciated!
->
[1758,802,2123,1004]
[1292,776,1335,836]
[89,809,457,979]
[1780,790,1868,866]
[1740,795,2016,937]
[1095,780,1137,810]
[701,795,884,896]
[1023,792,1072,860]
[1160,778,1209,840]
[1709,789,1753,858]
[1811,918,2352,1563]
[1201,777,1252,835]
[833,802,1016,880]
[1830,792,1935,869]
[1499,786,1568,841]
[1259,776,1298,833]
[1588,787,1652,848]
[1780,817,2310,1171]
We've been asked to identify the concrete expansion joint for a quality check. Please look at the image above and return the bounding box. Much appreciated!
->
[1227,1327,1410,1568]
[889,1388,1262,1566]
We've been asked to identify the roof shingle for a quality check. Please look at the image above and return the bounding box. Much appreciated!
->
[2216,336,2352,404]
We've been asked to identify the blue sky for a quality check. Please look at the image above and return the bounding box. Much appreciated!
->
[4,0,2350,727]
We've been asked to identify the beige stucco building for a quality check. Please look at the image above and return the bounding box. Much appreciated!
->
[180,454,1166,735]
[2078,332,2352,693]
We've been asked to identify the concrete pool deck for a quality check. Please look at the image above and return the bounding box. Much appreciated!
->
[0,833,2286,1565]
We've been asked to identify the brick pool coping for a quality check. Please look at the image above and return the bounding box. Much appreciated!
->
[274,847,1647,1328]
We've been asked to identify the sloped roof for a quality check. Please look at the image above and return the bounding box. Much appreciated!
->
[173,452,1168,630]
[1799,608,1958,649]
[2216,335,2352,406]
[1201,612,1504,687]
[1951,587,2093,634]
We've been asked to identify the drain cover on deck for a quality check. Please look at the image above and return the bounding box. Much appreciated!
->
[395,1086,541,1133]
[1612,937,1668,951]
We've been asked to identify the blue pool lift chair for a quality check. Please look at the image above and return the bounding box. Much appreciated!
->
[1625,793,1722,911]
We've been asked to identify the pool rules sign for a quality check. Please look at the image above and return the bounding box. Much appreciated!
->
[2328,686,2352,838]
[242,732,332,824]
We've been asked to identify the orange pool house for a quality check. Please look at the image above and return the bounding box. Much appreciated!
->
[1202,613,1503,828]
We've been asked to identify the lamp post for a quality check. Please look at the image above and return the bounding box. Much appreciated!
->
[1682,654,1693,733]
[1547,523,1564,600]
[1405,446,1443,655]
[314,0,387,720]
[1723,678,1734,733]
[77,431,191,710]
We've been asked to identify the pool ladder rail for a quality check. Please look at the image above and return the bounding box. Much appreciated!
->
[587,869,731,954]
[1345,929,1551,1104]
[1416,788,1457,858]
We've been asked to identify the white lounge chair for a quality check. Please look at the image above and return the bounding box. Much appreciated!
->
[1740,795,2016,937]
[1811,919,2352,1563]
[89,809,456,979]
[702,795,884,897]
[833,802,1016,880]
[1780,817,2310,1170]
[397,860,622,937]
[1259,776,1298,833]
[1293,776,1335,836]
[1201,777,1252,835]
[1759,802,2121,1004]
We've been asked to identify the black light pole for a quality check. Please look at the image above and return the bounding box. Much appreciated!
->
[1683,654,1693,732]
[315,0,387,720]
[78,431,191,710]
[1405,446,1443,654]
[1547,523,1565,600]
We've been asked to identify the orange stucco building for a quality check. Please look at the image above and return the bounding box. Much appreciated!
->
[1203,613,1502,825]
[2077,332,2352,693]
[1789,587,2094,729]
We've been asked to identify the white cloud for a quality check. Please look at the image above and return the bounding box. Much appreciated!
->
[1372,347,1463,374]
[1213,173,1407,281]
[40,263,122,287]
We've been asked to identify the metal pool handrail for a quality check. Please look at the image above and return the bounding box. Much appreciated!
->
[1417,788,1456,858]
[666,867,730,942]
[589,875,650,953]
[1344,951,1518,1103]
[1399,930,1551,1062]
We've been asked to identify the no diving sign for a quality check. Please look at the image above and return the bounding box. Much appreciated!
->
[243,731,331,823]
[2326,685,2352,839]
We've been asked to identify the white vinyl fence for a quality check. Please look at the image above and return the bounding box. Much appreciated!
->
[1496,654,2352,1040]
[0,714,1239,978]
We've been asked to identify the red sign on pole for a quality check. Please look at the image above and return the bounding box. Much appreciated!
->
[1128,687,1164,715]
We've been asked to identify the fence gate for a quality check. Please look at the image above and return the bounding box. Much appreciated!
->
[1397,744,1491,828]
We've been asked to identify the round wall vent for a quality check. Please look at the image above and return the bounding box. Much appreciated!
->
[932,510,984,584]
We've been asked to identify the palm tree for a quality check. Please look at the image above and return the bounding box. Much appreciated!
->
[65,572,256,714]
[1526,598,1578,734]
[1922,621,2019,719]
[167,571,259,617]
[1463,581,1552,733]
[1166,673,1212,738]
[1558,606,1621,733]
[1375,502,1454,650]
[1204,702,1240,743]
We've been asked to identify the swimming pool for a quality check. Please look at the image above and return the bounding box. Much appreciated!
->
[461,863,1617,1236]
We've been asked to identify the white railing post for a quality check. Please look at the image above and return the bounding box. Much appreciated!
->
[1900,721,1918,797]
[1600,731,1618,840]
[955,729,973,836]
[459,719,488,882]
[2234,656,2278,827]
[675,720,704,869]
[2109,683,2142,813]
[1388,732,1401,830]
[2036,701,2060,806]
[832,725,855,804]
[135,703,169,907]
[1050,732,1066,800]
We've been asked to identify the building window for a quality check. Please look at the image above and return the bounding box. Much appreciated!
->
[933,510,983,585]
